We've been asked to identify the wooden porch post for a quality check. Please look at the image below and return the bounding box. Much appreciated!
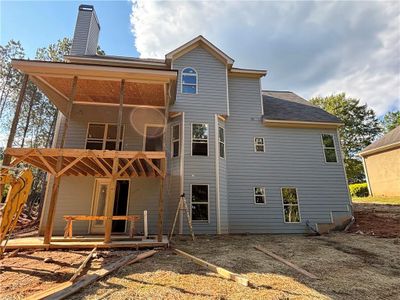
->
[104,79,125,243]
[43,76,78,245]
[157,83,170,242]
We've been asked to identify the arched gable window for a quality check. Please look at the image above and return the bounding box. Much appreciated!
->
[181,67,198,94]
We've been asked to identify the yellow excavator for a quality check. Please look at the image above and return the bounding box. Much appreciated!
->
[0,168,33,256]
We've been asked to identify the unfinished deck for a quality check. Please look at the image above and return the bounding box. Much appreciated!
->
[2,235,169,250]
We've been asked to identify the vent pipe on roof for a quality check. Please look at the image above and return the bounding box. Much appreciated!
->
[70,4,100,56]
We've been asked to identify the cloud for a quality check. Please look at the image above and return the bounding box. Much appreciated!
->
[130,0,400,116]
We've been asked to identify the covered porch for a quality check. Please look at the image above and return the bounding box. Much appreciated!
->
[2,58,177,248]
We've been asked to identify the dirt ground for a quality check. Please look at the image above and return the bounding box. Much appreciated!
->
[1,203,399,300]
[348,203,400,237]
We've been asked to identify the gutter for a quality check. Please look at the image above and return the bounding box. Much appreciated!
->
[359,141,400,157]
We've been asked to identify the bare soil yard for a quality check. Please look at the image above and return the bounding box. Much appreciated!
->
[1,203,399,300]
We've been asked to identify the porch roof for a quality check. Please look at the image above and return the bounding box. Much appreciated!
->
[11,59,177,114]
[5,148,166,178]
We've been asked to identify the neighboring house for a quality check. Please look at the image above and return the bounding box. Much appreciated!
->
[7,5,352,243]
[360,126,400,197]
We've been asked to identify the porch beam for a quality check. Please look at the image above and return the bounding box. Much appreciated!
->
[44,75,78,245]
[104,79,125,243]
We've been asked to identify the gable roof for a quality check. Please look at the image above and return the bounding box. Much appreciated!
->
[262,91,343,127]
[165,35,234,68]
[360,126,400,157]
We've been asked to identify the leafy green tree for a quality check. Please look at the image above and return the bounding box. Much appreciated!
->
[381,110,400,133]
[310,93,382,183]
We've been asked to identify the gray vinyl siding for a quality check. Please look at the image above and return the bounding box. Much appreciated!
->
[171,46,228,115]
[226,76,351,233]
[71,9,99,56]
[171,45,229,234]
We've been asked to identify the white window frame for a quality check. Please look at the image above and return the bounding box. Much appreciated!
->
[321,133,338,163]
[85,123,125,151]
[191,123,209,156]
[181,67,198,94]
[280,187,301,223]
[142,123,165,151]
[171,123,180,158]
[254,137,265,152]
[253,187,266,205]
[218,126,225,159]
[190,184,210,223]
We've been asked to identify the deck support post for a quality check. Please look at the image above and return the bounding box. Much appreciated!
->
[44,76,78,245]
[104,79,125,243]
[157,83,170,242]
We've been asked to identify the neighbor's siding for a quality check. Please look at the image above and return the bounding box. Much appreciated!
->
[226,76,351,233]
[364,148,400,196]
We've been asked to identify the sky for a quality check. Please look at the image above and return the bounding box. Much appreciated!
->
[1,0,400,117]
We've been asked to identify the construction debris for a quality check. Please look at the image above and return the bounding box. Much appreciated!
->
[25,250,157,300]
[173,248,249,287]
[254,245,318,279]
[69,247,97,282]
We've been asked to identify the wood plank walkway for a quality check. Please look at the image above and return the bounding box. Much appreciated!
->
[1,235,169,250]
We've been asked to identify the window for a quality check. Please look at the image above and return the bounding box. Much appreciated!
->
[281,187,300,223]
[144,125,164,151]
[171,124,180,158]
[182,67,197,94]
[192,123,208,156]
[254,137,265,152]
[254,187,266,204]
[322,134,337,163]
[219,126,225,158]
[86,123,124,150]
[191,185,209,221]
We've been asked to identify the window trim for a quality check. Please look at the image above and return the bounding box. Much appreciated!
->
[85,122,125,151]
[190,184,210,223]
[181,67,198,94]
[253,187,266,205]
[280,187,301,223]
[218,125,225,159]
[171,123,180,158]
[191,123,209,157]
[142,123,165,151]
[321,133,338,163]
[254,137,265,152]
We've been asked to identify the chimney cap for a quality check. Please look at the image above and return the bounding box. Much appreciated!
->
[79,4,94,11]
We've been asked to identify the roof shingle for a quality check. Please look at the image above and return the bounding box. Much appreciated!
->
[360,125,400,155]
[262,90,341,124]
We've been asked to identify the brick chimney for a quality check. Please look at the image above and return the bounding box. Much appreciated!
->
[70,4,100,56]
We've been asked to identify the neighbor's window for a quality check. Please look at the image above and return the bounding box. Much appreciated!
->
[86,123,124,150]
[281,187,300,223]
[322,134,337,163]
[192,123,208,156]
[219,126,225,158]
[182,67,197,94]
[254,187,266,204]
[191,184,209,221]
[254,137,265,152]
[171,124,180,158]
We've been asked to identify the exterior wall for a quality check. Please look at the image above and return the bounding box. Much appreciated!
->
[226,76,351,233]
[218,118,229,233]
[171,45,229,234]
[364,148,400,196]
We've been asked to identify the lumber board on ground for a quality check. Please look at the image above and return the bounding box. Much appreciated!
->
[173,248,248,287]
[69,247,97,282]
[26,250,157,300]
[254,245,318,279]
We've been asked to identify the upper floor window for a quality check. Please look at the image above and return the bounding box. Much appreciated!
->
[171,124,180,158]
[192,123,208,156]
[254,187,266,204]
[219,126,225,158]
[321,134,337,163]
[254,137,265,152]
[182,67,197,94]
[86,123,124,150]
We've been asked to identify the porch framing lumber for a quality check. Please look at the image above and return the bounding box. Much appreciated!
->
[44,75,78,245]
